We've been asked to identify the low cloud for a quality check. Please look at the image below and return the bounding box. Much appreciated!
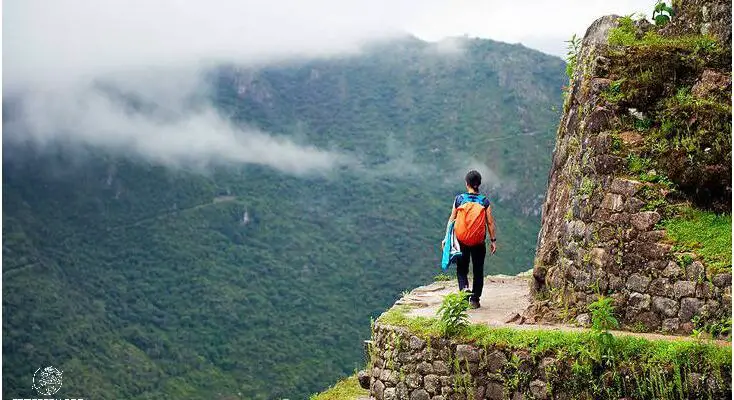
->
[4,70,349,175]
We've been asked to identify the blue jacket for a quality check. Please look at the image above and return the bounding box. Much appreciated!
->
[441,220,462,270]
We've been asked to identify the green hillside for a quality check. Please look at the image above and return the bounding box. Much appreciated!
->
[2,37,565,399]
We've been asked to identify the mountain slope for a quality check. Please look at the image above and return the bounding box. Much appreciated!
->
[2,37,565,399]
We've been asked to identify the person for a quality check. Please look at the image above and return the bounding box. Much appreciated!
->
[442,170,497,309]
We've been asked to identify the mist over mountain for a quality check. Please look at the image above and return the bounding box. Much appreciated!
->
[3,36,565,399]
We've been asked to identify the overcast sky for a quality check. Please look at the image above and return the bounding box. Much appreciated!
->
[3,0,652,175]
[6,0,652,85]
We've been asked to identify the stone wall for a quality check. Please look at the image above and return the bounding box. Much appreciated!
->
[363,323,729,400]
[529,4,732,333]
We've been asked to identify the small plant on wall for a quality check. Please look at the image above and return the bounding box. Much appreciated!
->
[437,291,471,336]
[653,1,675,26]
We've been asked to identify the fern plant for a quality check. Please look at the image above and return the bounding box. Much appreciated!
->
[437,291,471,336]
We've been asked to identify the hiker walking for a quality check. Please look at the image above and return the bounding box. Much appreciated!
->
[442,170,497,309]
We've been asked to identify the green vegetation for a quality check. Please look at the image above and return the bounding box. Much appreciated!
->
[379,306,731,399]
[2,37,566,399]
[309,375,368,400]
[663,207,732,270]
[652,1,675,27]
[603,14,731,211]
[692,314,732,340]
[609,15,718,50]
[564,34,581,79]
[433,273,453,282]
[437,291,471,336]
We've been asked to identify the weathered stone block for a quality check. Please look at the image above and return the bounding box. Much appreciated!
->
[406,373,422,389]
[630,211,661,231]
[662,318,680,333]
[685,261,706,281]
[679,298,705,320]
[661,262,683,279]
[652,296,679,317]
[594,155,623,174]
[474,386,485,400]
[691,69,731,99]
[486,350,508,373]
[373,379,386,400]
[439,376,452,387]
[358,370,371,389]
[380,369,392,381]
[567,220,586,240]
[638,242,672,260]
[626,273,651,292]
[432,360,449,375]
[673,281,696,299]
[628,292,651,311]
[589,247,611,268]
[608,275,624,291]
[399,351,416,363]
[625,197,646,212]
[430,396,445,400]
[638,230,666,242]
[410,336,426,351]
[610,178,643,197]
[455,344,480,363]
[712,273,732,288]
[649,278,673,296]
[586,106,614,132]
[486,382,504,400]
[387,371,400,386]
[635,311,662,330]
[530,380,548,400]
[696,281,716,299]
[397,382,409,400]
[416,362,433,375]
[384,388,397,400]
[411,389,430,400]
[424,375,440,395]
[700,300,721,316]
[600,193,624,211]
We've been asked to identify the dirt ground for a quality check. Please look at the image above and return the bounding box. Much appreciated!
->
[395,274,731,346]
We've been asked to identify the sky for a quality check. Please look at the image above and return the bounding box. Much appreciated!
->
[2,0,652,175]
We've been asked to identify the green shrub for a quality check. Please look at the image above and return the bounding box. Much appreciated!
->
[437,291,471,336]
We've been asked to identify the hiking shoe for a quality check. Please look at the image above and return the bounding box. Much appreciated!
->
[469,299,480,309]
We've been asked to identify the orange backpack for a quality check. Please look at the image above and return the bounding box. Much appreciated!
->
[454,193,490,246]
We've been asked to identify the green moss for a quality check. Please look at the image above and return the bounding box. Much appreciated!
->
[609,16,719,52]
[663,207,732,270]
[578,176,595,196]
[310,375,368,400]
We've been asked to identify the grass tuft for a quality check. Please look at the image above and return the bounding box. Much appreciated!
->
[310,375,368,400]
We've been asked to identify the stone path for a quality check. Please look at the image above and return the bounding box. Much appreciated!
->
[395,274,731,346]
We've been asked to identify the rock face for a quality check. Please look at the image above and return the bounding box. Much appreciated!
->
[530,0,732,333]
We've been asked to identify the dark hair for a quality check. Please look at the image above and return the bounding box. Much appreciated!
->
[465,170,482,191]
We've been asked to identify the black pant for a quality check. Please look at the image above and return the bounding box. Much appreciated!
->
[456,241,486,302]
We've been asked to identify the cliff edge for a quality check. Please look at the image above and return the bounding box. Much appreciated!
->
[530,0,732,334]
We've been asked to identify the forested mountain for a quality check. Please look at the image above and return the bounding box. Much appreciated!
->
[2,36,565,399]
